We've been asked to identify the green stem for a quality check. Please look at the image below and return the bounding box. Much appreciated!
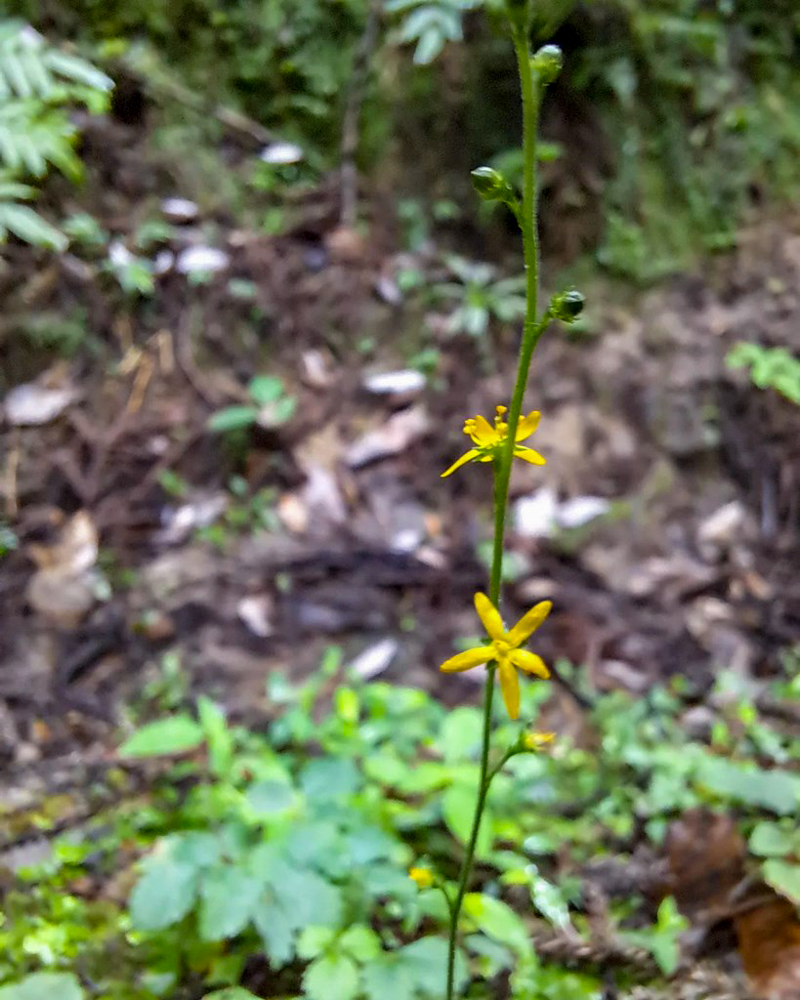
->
[444,27,543,1000]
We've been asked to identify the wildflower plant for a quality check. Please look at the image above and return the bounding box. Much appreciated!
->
[414,1,586,995]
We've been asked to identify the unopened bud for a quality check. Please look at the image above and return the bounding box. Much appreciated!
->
[550,288,585,322]
[471,166,517,207]
[531,44,563,86]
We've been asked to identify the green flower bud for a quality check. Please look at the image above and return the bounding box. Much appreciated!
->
[531,44,563,86]
[470,166,517,207]
[550,288,585,322]
[504,0,531,33]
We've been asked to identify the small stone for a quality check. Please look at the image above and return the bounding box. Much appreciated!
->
[698,501,746,551]
[161,197,199,223]
[557,495,610,530]
[513,487,558,538]
[363,369,426,401]
[345,407,430,468]
[349,638,399,680]
[4,383,77,425]
[237,594,274,638]
[176,246,230,275]
[260,142,303,165]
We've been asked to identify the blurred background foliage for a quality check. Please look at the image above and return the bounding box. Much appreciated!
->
[3,0,799,278]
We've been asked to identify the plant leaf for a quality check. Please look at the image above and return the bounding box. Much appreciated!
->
[0,973,84,1000]
[119,714,204,757]
[303,953,360,1000]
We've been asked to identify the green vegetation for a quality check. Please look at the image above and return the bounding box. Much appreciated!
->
[1,660,798,998]
[726,342,800,406]
[0,18,111,248]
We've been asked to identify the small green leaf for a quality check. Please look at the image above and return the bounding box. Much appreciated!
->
[199,865,262,940]
[130,851,197,930]
[362,955,417,1000]
[463,893,532,958]
[0,973,84,1000]
[750,822,798,858]
[527,864,573,931]
[297,925,336,960]
[299,757,361,800]
[246,779,295,816]
[252,895,296,965]
[119,715,204,757]
[340,924,381,961]
[695,756,800,814]
[399,937,468,994]
[763,860,800,905]
[248,375,283,405]
[207,406,259,433]
[303,953,359,1000]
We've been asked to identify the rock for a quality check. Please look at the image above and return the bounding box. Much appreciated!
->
[363,369,426,403]
[557,495,611,529]
[345,406,430,468]
[300,349,334,389]
[698,501,746,555]
[4,382,77,425]
[513,487,558,538]
[374,274,403,306]
[157,493,228,545]
[237,594,275,638]
[349,638,399,680]
[153,249,175,275]
[161,197,199,223]
[278,493,308,534]
[260,141,303,165]
[176,246,230,275]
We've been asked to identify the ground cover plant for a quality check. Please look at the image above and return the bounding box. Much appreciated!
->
[2,657,798,999]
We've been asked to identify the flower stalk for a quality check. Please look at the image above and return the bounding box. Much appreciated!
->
[439,8,578,998]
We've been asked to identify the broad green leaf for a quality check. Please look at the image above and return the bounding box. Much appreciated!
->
[273,864,343,929]
[764,860,800,905]
[399,937,468,995]
[340,924,381,961]
[442,782,493,858]
[0,973,84,1000]
[439,706,483,763]
[246,779,295,816]
[297,925,336,960]
[199,865,262,941]
[252,895,296,965]
[119,714,204,757]
[303,953,359,1000]
[750,822,799,858]
[299,757,361,800]
[463,893,532,957]
[207,405,258,433]
[695,756,800,814]
[362,955,417,1000]
[130,851,197,930]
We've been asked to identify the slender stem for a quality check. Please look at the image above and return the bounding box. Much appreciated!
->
[444,28,543,1000]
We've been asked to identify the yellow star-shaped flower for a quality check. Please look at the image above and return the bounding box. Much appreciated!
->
[409,866,435,889]
[440,592,551,720]
[441,405,545,478]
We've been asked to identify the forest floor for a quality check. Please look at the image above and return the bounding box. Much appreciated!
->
[0,108,799,999]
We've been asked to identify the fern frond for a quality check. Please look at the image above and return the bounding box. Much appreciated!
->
[0,100,81,179]
[0,200,66,249]
[0,20,111,101]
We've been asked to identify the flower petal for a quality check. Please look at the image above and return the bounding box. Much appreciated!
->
[515,410,541,442]
[513,445,546,466]
[510,649,550,679]
[466,414,498,447]
[507,600,552,645]
[474,592,505,642]
[441,448,481,478]
[439,646,494,673]
[498,661,520,720]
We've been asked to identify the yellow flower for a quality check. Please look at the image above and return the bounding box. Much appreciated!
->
[440,592,551,720]
[441,405,545,478]
[409,866,435,890]
[522,731,555,751]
